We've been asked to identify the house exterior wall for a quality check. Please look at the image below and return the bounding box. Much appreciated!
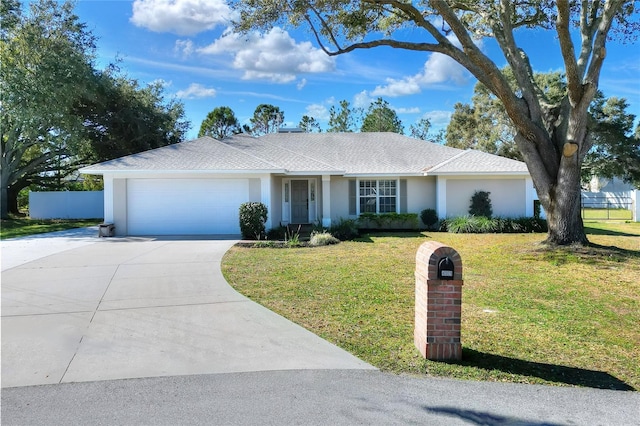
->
[405,176,437,214]
[329,176,352,221]
[327,176,436,223]
[445,178,527,217]
[112,178,128,236]
[270,175,283,228]
[101,172,268,236]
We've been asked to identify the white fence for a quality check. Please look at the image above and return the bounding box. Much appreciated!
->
[29,191,104,219]
[581,191,633,209]
[581,190,639,222]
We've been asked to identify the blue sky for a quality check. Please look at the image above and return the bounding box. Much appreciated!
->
[71,0,640,139]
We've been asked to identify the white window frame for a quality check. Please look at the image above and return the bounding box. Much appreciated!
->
[356,178,399,215]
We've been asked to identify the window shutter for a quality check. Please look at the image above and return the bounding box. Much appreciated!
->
[400,179,408,213]
[349,180,356,215]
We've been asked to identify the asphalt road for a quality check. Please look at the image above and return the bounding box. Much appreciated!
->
[3,370,639,425]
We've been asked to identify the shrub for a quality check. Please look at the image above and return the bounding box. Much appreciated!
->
[357,212,419,229]
[444,215,548,234]
[239,202,268,240]
[329,218,359,241]
[469,191,493,218]
[309,231,340,247]
[266,226,286,241]
[447,216,481,234]
[420,208,439,229]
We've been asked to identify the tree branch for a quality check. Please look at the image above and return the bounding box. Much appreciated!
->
[557,0,582,106]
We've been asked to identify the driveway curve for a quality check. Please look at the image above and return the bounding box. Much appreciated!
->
[1,229,373,388]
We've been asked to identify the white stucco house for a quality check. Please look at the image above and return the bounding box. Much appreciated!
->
[80,132,538,236]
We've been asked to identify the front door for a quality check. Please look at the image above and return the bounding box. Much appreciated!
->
[291,180,309,223]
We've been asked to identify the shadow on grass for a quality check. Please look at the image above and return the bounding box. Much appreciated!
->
[524,241,639,266]
[585,226,640,237]
[355,231,425,243]
[449,349,635,391]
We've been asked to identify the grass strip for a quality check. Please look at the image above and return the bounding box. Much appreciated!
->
[0,218,101,239]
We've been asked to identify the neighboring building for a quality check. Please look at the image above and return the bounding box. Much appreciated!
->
[80,132,538,236]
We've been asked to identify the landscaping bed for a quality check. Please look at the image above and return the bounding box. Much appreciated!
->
[222,222,640,390]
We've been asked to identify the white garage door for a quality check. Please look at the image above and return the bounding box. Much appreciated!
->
[127,178,249,235]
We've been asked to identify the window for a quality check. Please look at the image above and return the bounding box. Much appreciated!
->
[359,180,397,214]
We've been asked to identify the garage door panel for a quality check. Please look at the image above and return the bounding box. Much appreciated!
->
[127,179,249,235]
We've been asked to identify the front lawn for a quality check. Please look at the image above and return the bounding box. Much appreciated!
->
[222,221,640,390]
[0,218,101,239]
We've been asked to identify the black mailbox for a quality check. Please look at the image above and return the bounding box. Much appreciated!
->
[438,257,455,280]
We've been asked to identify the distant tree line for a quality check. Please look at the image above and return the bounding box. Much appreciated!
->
[199,97,437,140]
[202,70,639,189]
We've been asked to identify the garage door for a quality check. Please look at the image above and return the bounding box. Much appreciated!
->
[127,178,249,235]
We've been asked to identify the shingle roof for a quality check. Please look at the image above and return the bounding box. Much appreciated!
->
[80,136,283,173]
[424,150,529,174]
[81,132,529,176]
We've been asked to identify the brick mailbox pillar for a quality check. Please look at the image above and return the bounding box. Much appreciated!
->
[414,241,463,360]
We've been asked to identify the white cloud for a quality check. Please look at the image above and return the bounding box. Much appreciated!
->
[372,53,467,97]
[297,78,307,90]
[423,110,452,126]
[353,90,373,108]
[151,78,172,88]
[174,39,195,57]
[131,0,233,36]
[395,107,421,114]
[306,103,329,120]
[176,83,217,99]
[372,33,473,97]
[198,27,335,83]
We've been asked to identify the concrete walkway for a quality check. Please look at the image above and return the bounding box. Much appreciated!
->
[1,229,373,388]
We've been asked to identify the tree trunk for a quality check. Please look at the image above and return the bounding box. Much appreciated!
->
[539,156,589,246]
[1,186,8,219]
[7,187,21,216]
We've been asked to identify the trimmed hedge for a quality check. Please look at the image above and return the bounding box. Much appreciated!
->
[357,212,419,230]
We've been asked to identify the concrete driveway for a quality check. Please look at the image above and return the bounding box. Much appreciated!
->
[1,229,373,388]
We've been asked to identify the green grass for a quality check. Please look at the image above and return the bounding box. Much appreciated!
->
[582,208,633,220]
[222,223,640,390]
[0,218,101,239]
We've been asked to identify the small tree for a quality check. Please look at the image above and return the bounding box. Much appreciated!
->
[469,191,493,218]
[239,202,268,240]
[198,106,240,139]
[420,208,439,230]
[361,98,403,134]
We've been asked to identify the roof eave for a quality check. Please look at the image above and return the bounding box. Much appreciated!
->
[343,172,424,177]
[79,168,286,175]
[424,171,530,176]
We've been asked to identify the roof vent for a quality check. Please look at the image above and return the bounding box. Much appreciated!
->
[278,127,304,133]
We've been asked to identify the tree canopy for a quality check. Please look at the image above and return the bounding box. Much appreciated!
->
[249,104,284,135]
[0,0,189,218]
[360,98,404,134]
[198,106,241,139]
[583,96,640,188]
[298,115,322,133]
[327,100,360,132]
[232,0,640,245]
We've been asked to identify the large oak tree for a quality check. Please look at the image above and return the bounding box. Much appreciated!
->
[1,0,96,218]
[232,0,639,245]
